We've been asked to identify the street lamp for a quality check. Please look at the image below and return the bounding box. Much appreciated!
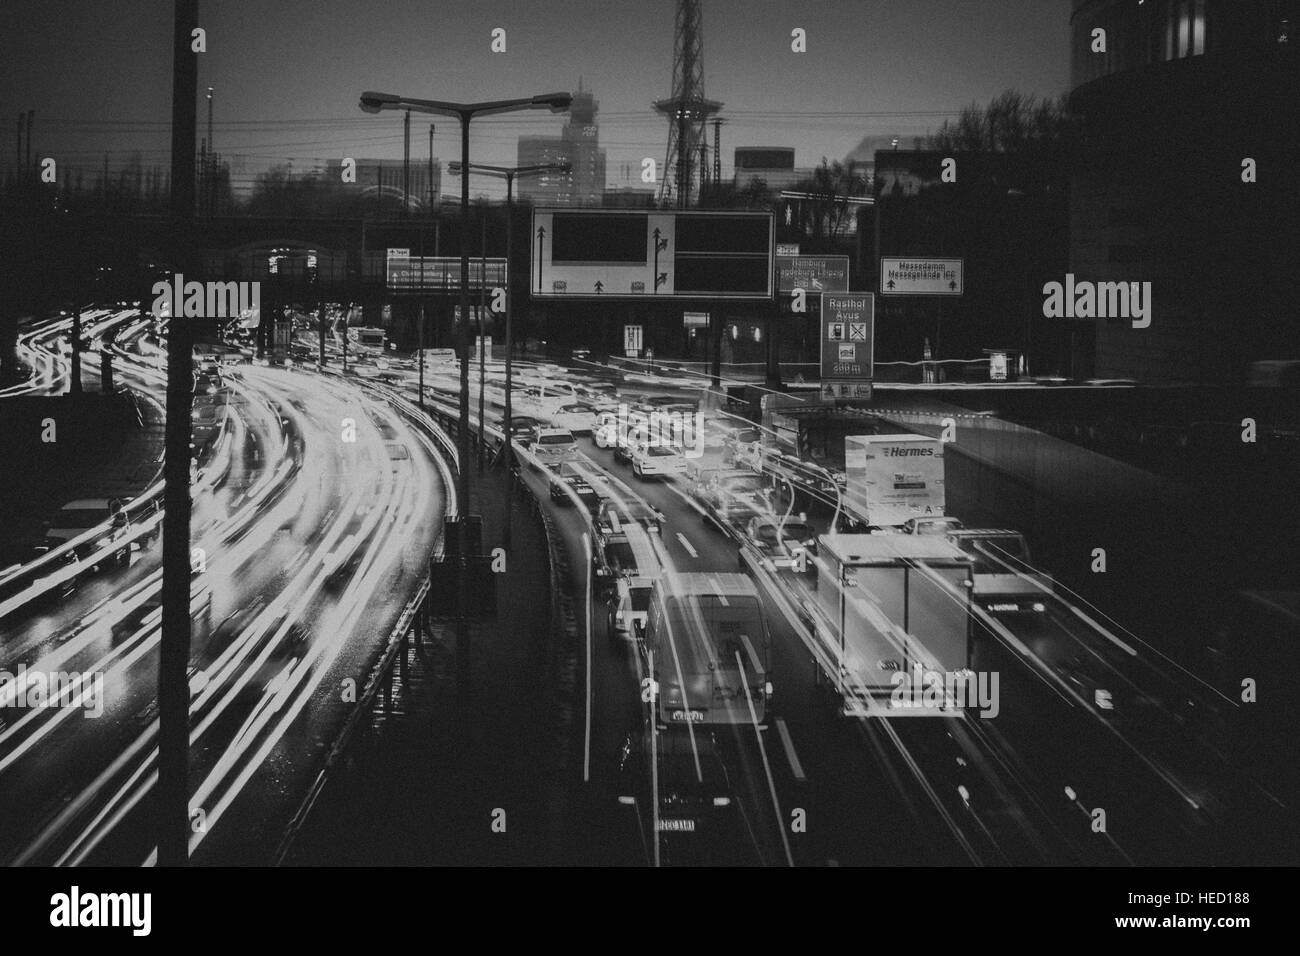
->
[447,158,570,548]
[358,90,571,553]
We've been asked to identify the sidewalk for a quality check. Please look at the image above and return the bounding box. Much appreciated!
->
[279,463,578,866]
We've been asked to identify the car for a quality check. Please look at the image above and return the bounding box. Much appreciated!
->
[43,499,132,572]
[549,461,599,510]
[500,415,543,446]
[607,576,654,641]
[740,516,817,571]
[528,426,578,470]
[763,452,841,507]
[718,426,760,463]
[637,394,695,411]
[1057,654,1117,714]
[570,347,591,361]
[631,442,688,480]
[945,528,1052,613]
[696,472,771,528]
[594,497,664,538]
[902,516,965,536]
[549,402,599,435]
[592,529,660,593]
[615,729,743,866]
[604,411,653,461]
[383,443,411,469]
[24,547,82,605]
[193,370,222,396]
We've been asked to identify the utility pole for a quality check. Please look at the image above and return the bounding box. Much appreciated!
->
[402,109,411,216]
[70,303,82,395]
[15,113,23,183]
[25,110,34,181]
[205,87,214,215]
[160,0,198,869]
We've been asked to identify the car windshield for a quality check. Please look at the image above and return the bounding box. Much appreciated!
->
[538,434,574,445]
[719,477,764,495]
[962,536,1027,573]
[648,446,678,457]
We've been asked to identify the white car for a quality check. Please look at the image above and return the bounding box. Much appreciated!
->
[549,402,598,435]
[529,427,578,470]
[631,442,688,480]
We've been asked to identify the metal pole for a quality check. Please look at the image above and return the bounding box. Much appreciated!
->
[317,301,325,366]
[456,113,472,700]
[402,109,410,216]
[418,301,425,409]
[25,110,33,180]
[428,124,435,211]
[160,0,198,869]
[478,203,486,474]
[503,172,515,549]
[70,303,82,395]
[15,113,23,182]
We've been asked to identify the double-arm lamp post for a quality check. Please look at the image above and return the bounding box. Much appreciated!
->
[358,91,571,555]
[446,159,570,550]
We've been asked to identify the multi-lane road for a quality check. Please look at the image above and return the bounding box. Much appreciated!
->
[0,312,1289,866]
[0,311,452,865]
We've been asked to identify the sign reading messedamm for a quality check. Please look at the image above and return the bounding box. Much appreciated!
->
[880,257,964,296]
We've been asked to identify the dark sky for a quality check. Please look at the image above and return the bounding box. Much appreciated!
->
[2,0,1071,199]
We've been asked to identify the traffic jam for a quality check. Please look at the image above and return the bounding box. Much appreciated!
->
[331,330,1234,867]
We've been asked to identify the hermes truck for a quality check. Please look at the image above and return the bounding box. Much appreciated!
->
[801,534,974,717]
[841,434,945,530]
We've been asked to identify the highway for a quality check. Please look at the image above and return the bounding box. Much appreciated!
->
[382,345,1290,866]
[0,311,453,865]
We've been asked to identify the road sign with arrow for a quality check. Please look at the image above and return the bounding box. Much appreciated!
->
[880,257,963,296]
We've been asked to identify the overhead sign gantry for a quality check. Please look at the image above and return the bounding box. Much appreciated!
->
[530,209,774,300]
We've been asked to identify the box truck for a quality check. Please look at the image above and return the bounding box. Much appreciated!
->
[842,434,945,529]
[801,534,974,717]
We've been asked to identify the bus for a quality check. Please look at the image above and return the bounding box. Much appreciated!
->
[641,572,772,729]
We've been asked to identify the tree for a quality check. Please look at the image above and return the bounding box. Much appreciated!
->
[788,159,869,241]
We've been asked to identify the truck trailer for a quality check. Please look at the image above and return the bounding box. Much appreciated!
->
[802,534,975,717]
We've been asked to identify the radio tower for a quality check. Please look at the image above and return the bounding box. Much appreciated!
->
[655,0,722,208]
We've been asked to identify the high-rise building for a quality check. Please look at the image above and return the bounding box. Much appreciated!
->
[517,80,607,206]
[1067,0,1299,383]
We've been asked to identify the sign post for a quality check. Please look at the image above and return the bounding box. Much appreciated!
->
[820,292,874,401]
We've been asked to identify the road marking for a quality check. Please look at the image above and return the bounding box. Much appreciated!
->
[675,532,698,558]
[775,718,806,782]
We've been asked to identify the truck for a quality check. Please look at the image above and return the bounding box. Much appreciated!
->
[945,529,1054,614]
[802,534,974,717]
[842,434,946,530]
[641,573,773,729]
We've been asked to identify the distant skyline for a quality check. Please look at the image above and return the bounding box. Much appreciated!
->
[1,0,1071,201]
